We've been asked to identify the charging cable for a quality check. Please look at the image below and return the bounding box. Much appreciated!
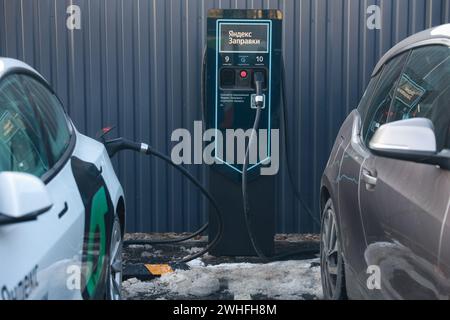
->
[241,71,319,262]
[106,138,223,264]
[280,61,321,228]
[242,72,268,260]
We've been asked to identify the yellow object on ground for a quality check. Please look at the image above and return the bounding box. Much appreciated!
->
[145,264,174,276]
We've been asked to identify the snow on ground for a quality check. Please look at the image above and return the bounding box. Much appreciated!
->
[122,257,322,300]
[122,234,322,300]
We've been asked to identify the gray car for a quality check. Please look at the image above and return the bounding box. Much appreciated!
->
[320,24,450,300]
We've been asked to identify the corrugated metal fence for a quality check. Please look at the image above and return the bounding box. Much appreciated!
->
[0,0,449,233]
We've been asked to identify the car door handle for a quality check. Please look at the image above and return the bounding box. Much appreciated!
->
[362,169,378,187]
[58,202,69,219]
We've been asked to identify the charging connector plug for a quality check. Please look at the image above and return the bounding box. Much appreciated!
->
[104,138,147,158]
[254,72,265,109]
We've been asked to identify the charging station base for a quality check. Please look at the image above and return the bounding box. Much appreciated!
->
[208,170,275,257]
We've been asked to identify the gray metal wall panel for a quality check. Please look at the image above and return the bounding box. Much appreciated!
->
[0,0,449,233]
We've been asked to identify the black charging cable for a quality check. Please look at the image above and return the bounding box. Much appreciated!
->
[242,72,268,260]
[113,48,214,263]
[241,72,319,262]
[122,48,211,248]
[280,60,321,228]
[128,47,211,247]
[107,139,223,264]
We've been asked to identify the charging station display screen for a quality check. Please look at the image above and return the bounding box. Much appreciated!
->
[219,23,269,53]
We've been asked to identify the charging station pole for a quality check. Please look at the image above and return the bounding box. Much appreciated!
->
[205,9,283,257]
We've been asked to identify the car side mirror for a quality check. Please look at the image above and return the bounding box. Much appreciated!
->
[369,118,450,170]
[0,172,53,226]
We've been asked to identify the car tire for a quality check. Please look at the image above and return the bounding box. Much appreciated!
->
[106,215,123,300]
[320,198,347,300]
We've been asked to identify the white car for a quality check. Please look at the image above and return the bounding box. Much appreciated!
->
[0,58,125,300]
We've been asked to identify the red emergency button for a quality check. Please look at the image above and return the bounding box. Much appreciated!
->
[240,70,248,79]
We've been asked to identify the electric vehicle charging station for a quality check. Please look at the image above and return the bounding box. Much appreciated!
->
[205,9,283,257]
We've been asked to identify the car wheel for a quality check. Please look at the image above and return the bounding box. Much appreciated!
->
[320,198,347,300]
[106,216,123,300]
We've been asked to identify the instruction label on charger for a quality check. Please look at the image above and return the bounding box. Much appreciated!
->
[220,93,247,105]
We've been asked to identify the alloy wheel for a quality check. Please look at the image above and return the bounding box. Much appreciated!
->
[108,218,123,300]
[320,200,344,299]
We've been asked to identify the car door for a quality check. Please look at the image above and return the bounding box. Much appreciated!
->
[336,52,409,299]
[335,78,379,298]
[360,45,450,299]
[23,75,118,300]
[0,73,84,300]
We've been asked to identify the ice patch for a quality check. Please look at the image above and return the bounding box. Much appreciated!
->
[123,258,323,300]
[122,278,161,299]
[141,251,153,258]
[141,250,163,258]
[127,245,145,249]
[182,247,205,254]
[161,272,221,298]
[187,258,205,268]
[205,259,322,300]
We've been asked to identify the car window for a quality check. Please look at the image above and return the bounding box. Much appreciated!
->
[0,75,49,176]
[21,75,71,163]
[357,72,381,122]
[386,45,450,151]
[363,52,409,144]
